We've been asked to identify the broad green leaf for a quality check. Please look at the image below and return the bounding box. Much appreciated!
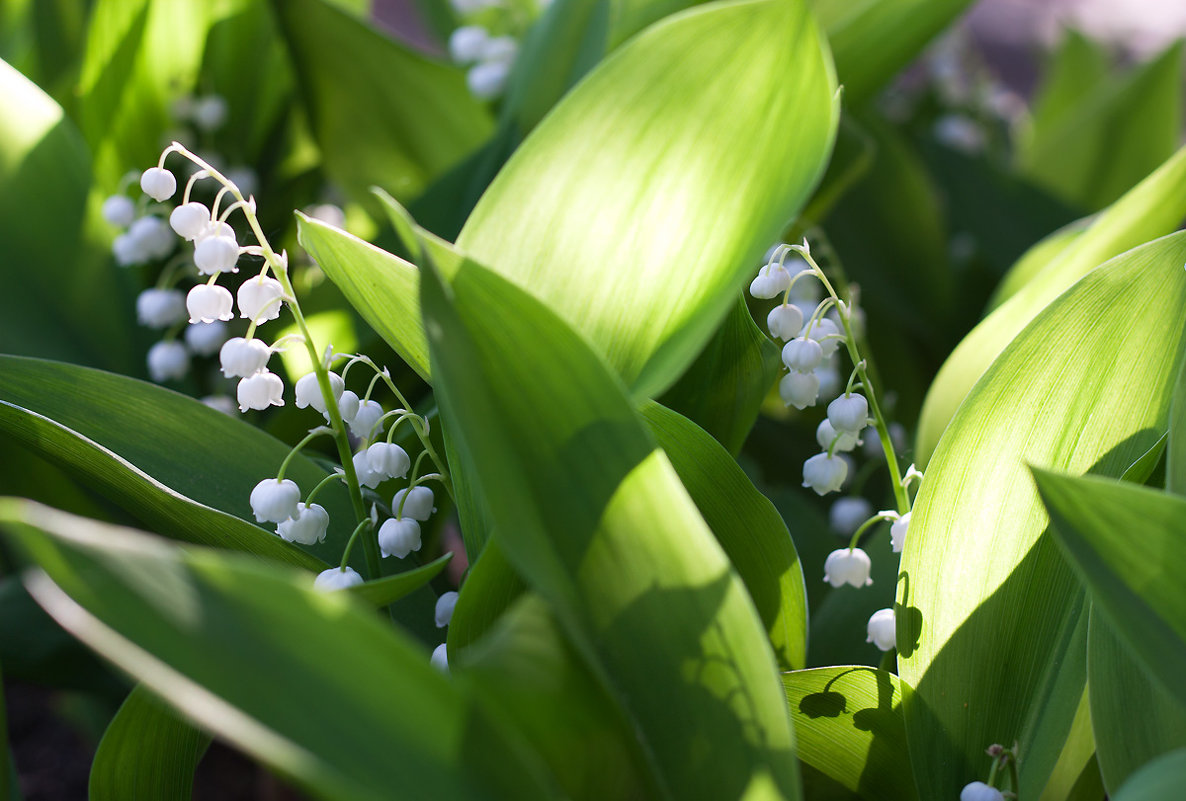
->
[1112,749,1186,801]
[0,659,7,801]
[917,145,1186,463]
[1035,688,1099,801]
[782,667,916,801]
[352,553,452,606]
[271,0,493,206]
[0,500,552,801]
[457,0,838,398]
[899,233,1186,799]
[1018,42,1183,211]
[90,685,211,801]
[1168,354,1186,495]
[421,256,800,799]
[640,401,807,670]
[448,539,525,652]
[988,217,1091,310]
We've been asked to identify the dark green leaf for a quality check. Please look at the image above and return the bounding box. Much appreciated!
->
[1112,748,1186,801]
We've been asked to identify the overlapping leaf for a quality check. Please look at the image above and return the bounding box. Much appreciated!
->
[1112,749,1186,801]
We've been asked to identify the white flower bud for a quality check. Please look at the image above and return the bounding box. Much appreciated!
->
[767,304,804,340]
[779,371,820,410]
[140,167,176,201]
[169,202,211,240]
[378,517,421,558]
[449,25,489,63]
[147,340,189,382]
[828,393,869,433]
[276,503,329,545]
[136,288,187,328]
[335,390,361,424]
[352,450,383,489]
[823,547,873,588]
[129,215,175,260]
[219,337,271,377]
[431,643,449,672]
[782,337,823,372]
[102,195,136,227]
[367,443,410,481]
[349,399,384,440]
[187,284,234,323]
[194,235,240,275]
[829,497,871,536]
[890,511,911,553]
[237,371,284,412]
[314,566,364,591]
[295,372,345,413]
[392,486,435,521]
[201,395,237,416]
[467,60,512,100]
[435,591,459,627]
[748,263,791,299]
[960,782,1004,801]
[481,35,518,63]
[194,220,235,243]
[237,274,285,322]
[250,478,300,523]
[866,608,896,651]
[184,321,228,356]
[803,452,848,495]
[191,94,228,132]
[805,317,842,357]
[816,419,861,452]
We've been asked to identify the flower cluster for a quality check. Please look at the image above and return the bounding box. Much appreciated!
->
[446,0,549,100]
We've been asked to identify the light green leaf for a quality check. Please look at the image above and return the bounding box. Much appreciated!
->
[988,217,1091,310]
[1167,355,1186,495]
[457,0,838,398]
[782,667,916,801]
[1112,749,1186,801]
[1026,31,1111,142]
[917,145,1186,464]
[421,256,800,799]
[0,500,552,801]
[899,232,1186,799]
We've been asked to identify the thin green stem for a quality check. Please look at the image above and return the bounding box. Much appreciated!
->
[304,472,344,506]
[275,428,331,481]
[847,511,899,550]
[339,518,373,571]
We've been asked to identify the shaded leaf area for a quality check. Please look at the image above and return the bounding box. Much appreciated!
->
[899,233,1186,799]
[422,256,800,799]
[1112,748,1186,801]
[1034,689,1102,801]
[783,667,917,801]
[0,501,555,801]
[0,0,86,102]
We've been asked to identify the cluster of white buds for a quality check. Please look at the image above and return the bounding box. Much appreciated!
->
[802,393,870,496]
[445,0,543,101]
[171,93,229,133]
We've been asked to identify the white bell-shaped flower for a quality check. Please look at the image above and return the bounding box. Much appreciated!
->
[191,94,228,132]
[334,390,361,425]
[147,341,189,382]
[112,232,144,266]
[295,372,345,413]
[890,511,911,553]
[816,419,861,452]
[250,478,300,523]
[467,60,512,100]
[237,274,285,322]
[349,399,384,440]
[128,215,175,260]
[431,643,449,672]
[195,234,240,275]
[748,263,791,299]
[782,337,823,373]
[367,442,410,481]
[102,195,136,227]
[187,284,234,323]
[237,371,284,412]
[829,497,871,536]
[136,288,187,328]
[140,167,176,201]
[960,782,1004,801]
[806,317,842,357]
[435,591,459,628]
[803,452,848,495]
[823,547,873,588]
[866,608,896,651]
[276,502,329,545]
[392,486,435,521]
[449,25,489,63]
[378,517,421,558]
[194,219,235,243]
[352,450,383,489]
[184,321,228,356]
[219,337,270,378]
[779,371,820,410]
[828,393,869,434]
[767,304,804,341]
[169,202,210,240]
[314,566,363,591]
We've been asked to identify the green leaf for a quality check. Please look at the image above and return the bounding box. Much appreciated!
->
[782,667,916,801]
[899,232,1186,799]
[271,0,493,206]
[90,685,211,801]
[917,145,1186,464]
[1112,749,1186,801]
[421,256,800,799]
[0,500,552,801]
[456,0,838,398]
[352,553,452,606]
[987,217,1091,311]
[1035,688,1100,801]
[0,658,7,801]
[1026,31,1111,143]
[1168,355,1186,495]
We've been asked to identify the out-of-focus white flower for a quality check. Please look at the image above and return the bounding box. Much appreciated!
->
[184,320,228,356]
[191,95,228,132]
[431,642,449,672]
[136,288,187,328]
[102,195,136,227]
[829,497,871,536]
[201,395,237,416]
[147,341,189,382]
[449,26,489,63]
[435,591,459,627]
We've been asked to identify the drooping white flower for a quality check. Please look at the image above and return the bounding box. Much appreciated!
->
[194,220,235,243]
[194,234,240,275]
[779,371,820,410]
[435,591,459,627]
[431,642,449,672]
[314,566,364,591]
[136,288,187,328]
[392,486,435,521]
[803,452,848,496]
[866,608,896,651]
[749,262,791,299]
[219,337,271,377]
[101,195,136,227]
[782,337,823,373]
[828,393,869,434]
[191,94,228,132]
[237,274,285,322]
[186,284,234,323]
[823,547,873,588]
[960,782,1004,801]
[237,371,284,412]
[352,450,383,489]
[250,478,300,523]
[169,202,211,240]
[816,419,861,453]
[829,497,871,536]
[449,25,489,63]
[467,60,512,100]
[294,371,345,413]
[349,399,384,440]
[184,320,228,356]
[378,517,421,558]
[276,503,330,545]
[367,442,410,481]
[805,317,842,357]
[140,167,176,201]
[890,511,911,553]
[200,395,237,416]
[128,215,175,260]
[767,304,804,341]
[147,341,190,382]
[335,390,361,425]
